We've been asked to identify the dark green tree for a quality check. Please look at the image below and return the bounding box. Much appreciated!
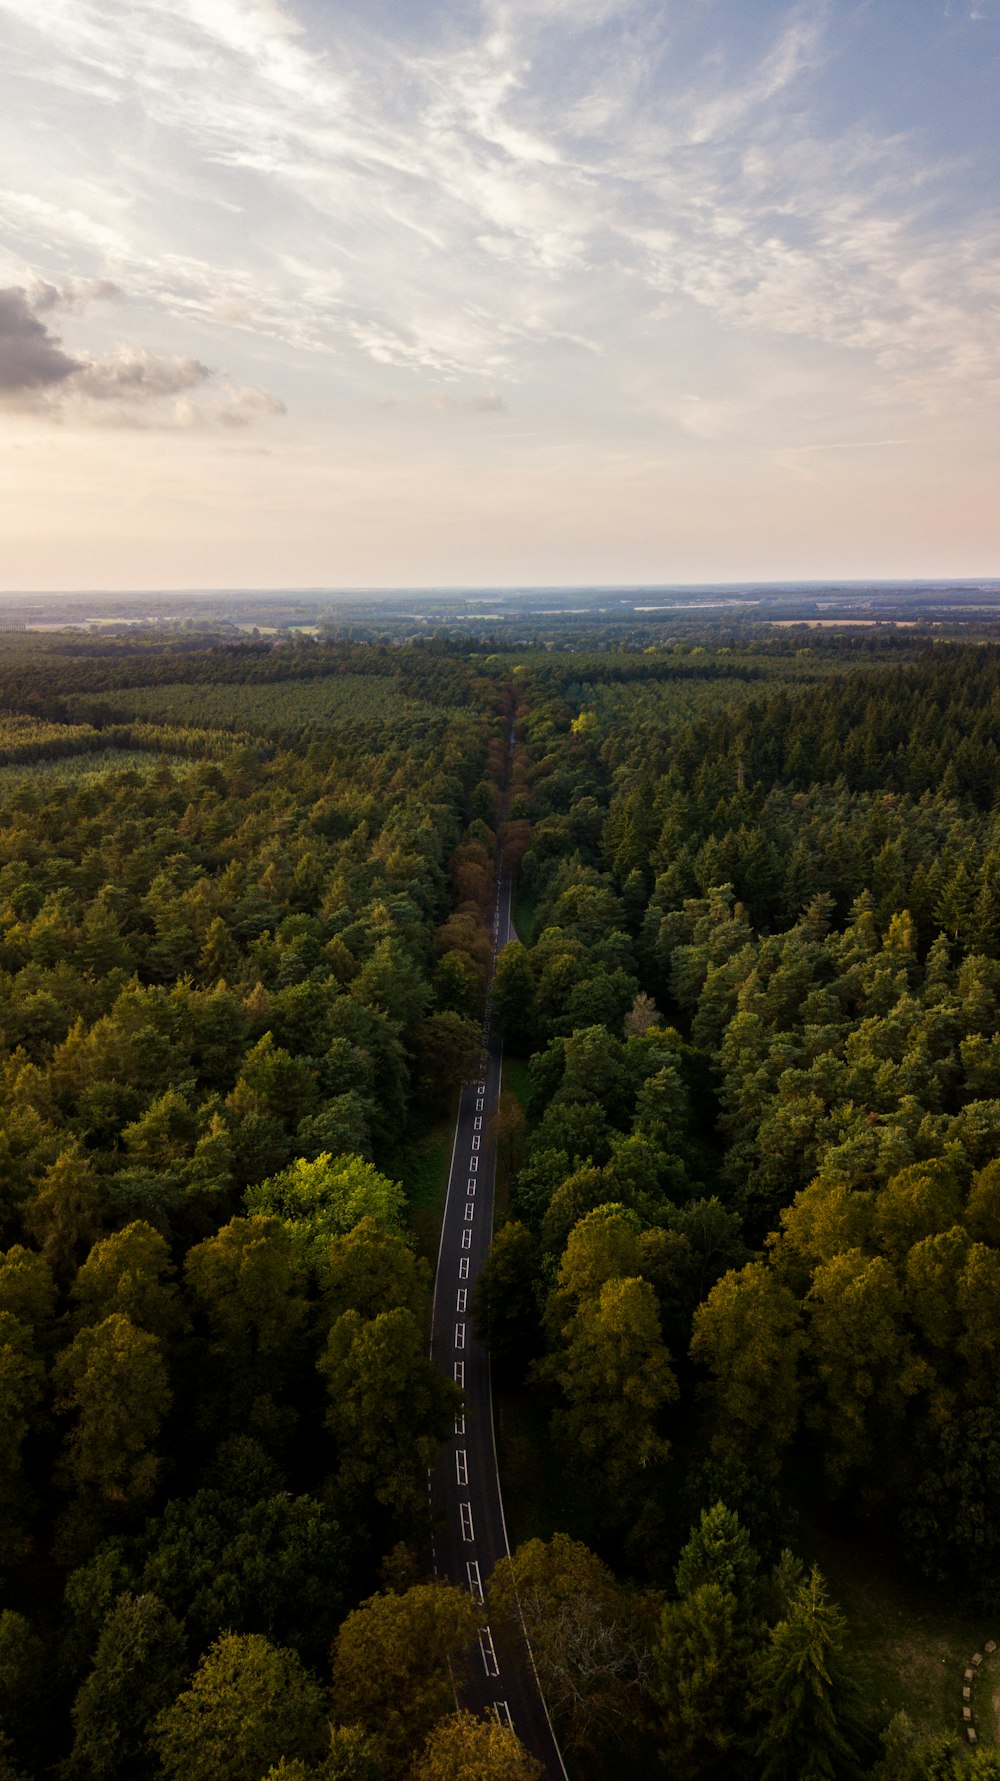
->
[751,1567,860,1781]
[67,1592,187,1781]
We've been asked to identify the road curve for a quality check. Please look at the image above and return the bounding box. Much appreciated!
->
[429,864,569,1779]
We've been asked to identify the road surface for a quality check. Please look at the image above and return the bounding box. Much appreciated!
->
[429,865,569,1778]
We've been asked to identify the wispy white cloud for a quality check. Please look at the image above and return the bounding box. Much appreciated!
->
[0,0,997,480]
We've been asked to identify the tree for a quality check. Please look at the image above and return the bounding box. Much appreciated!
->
[408,1712,543,1781]
[652,1583,751,1780]
[53,1314,171,1542]
[23,1142,102,1281]
[491,1094,528,1195]
[297,1093,374,1165]
[674,1502,760,1612]
[67,1592,187,1781]
[956,1241,1000,1401]
[139,1490,348,1667]
[154,1633,328,1781]
[262,1726,384,1780]
[433,949,480,1016]
[539,1166,611,1258]
[227,1032,317,1129]
[318,1217,428,1323]
[246,1154,406,1255]
[121,1089,198,1170]
[0,1610,45,1774]
[624,992,661,1037]
[72,1222,185,1341]
[544,1276,677,1525]
[487,1535,651,1755]
[805,1249,930,1488]
[0,1311,46,1560]
[547,1205,642,1329]
[413,1013,481,1112]
[872,1160,964,1264]
[492,942,536,1050]
[965,1157,1000,1246]
[329,1585,477,1779]
[319,1309,458,1527]
[903,1407,1000,1604]
[0,1245,56,1337]
[690,1263,804,1476]
[751,1567,860,1781]
[472,1221,541,1373]
[184,1215,309,1428]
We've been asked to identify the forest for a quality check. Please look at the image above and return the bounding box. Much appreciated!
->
[0,624,999,1779]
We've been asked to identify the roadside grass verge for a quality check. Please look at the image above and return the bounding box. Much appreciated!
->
[511,887,537,945]
[501,1055,532,1113]
[401,1116,455,1268]
[494,1385,592,1554]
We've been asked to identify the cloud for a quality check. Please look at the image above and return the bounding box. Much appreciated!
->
[73,346,212,402]
[1,0,998,440]
[0,287,81,391]
[428,388,507,414]
[32,277,124,313]
[0,281,283,427]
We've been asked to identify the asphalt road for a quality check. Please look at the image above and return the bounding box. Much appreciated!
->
[430,866,569,1778]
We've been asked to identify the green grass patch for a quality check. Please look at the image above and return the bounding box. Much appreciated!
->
[500,1055,532,1113]
[401,1117,455,1267]
[798,1508,999,1750]
[511,887,537,945]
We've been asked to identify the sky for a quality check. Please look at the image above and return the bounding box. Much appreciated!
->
[0,0,998,591]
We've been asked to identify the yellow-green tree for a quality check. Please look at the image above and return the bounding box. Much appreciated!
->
[690,1262,804,1476]
[330,1585,477,1779]
[154,1632,328,1781]
[72,1222,186,1342]
[408,1712,542,1781]
[545,1275,676,1522]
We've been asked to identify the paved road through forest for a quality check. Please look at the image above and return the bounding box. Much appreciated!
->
[429,863,569,1779]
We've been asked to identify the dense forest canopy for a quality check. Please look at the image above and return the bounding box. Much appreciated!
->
[0,624,998,1779]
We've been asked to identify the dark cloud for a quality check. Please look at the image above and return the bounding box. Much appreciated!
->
[0,287,81,392]
[0,280,283,428]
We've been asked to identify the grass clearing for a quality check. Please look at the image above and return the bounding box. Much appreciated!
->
[799,1507,999,1750]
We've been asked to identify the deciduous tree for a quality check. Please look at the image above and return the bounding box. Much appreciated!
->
[154,1633,328,1781]
[330,1585,477,1779]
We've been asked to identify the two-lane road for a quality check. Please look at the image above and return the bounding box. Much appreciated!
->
[430,867,568,1778]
